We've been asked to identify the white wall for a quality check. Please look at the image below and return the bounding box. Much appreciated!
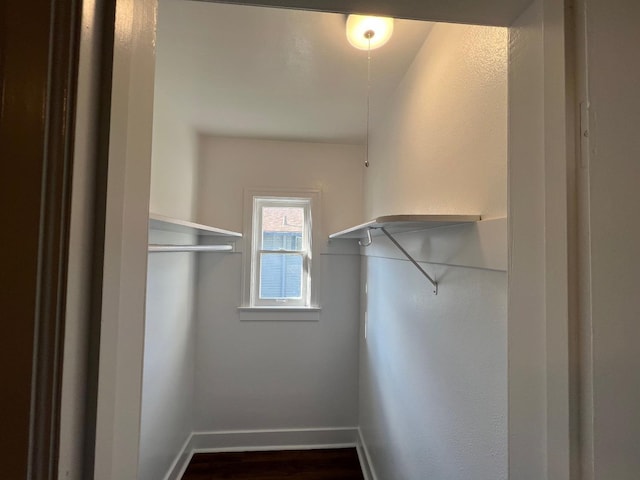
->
[358,22,508,480]
[195,136,364,235]
[365,22,507,220]
[195,252,360,431]
[139,231,197,480]
[149,118,198,220]
[149,0,199,220]
[193,137,363,433]
[137,2,203,477]
[360,238,507,480]
[580,0,640,478]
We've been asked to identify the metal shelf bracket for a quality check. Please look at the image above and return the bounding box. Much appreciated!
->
[362,227,438,295]
[358,229,373,247]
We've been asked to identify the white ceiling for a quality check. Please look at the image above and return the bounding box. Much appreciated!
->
[155,0,432,143]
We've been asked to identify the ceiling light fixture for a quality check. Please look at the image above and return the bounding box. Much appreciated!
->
[346,14,394,50]
[346,14,394,168]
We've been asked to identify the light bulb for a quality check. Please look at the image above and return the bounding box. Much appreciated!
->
[346,15,394,50]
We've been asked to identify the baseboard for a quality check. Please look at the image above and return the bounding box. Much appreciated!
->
[164,427,360,480]
[162,433,194,480]
[356,428,378,480]
[189,426,359,452]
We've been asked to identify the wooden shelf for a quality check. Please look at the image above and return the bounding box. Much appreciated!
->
[328,214,481,240]
[149,213,242,238]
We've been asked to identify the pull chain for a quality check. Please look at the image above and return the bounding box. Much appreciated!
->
[365,30,373,168]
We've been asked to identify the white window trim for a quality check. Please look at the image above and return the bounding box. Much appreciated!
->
[237,307,321,322]
[241,188,322,312]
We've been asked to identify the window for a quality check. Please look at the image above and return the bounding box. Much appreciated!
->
[244,192,321,309]
[241,188,321,313]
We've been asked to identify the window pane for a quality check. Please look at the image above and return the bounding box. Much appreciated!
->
[259,253,302,299]
[261,206,304,251]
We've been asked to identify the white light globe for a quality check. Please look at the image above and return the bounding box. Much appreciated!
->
[346,15,394,50]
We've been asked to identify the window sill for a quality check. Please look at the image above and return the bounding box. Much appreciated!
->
[237,307,321,322]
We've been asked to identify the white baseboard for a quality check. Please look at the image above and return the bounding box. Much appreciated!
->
[356,428,378,480]
[164,427,361,480]
[162,433,194,480]
[189,426,359,452]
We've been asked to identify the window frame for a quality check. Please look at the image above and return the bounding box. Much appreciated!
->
[241,188,322,311]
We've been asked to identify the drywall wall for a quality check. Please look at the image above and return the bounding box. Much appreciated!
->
[149,0,199,220]
[195,252,360,431]
[139,231,197,480]
[359,244,507,479]
[193,137,362,435]
[357,229,508,480]
[149,117,198,220]
[195,137,364,236]
[507,1,547,478]
[358,22,508,480]
[365,22,507,220]
[581,0,640,477]
[138,2,204,476]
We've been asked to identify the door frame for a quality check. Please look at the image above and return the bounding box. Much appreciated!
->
[89,1,575,479]
[0,0,82,477]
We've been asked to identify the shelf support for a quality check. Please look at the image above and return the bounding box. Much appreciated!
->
[378,227,438,294]
[358,229,373,247]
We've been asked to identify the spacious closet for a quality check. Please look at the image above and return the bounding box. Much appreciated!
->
[138,2,509,479]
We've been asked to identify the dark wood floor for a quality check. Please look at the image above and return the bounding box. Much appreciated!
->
[181,448,365,480]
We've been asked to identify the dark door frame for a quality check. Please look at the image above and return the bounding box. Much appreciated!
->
[0,0,82,477]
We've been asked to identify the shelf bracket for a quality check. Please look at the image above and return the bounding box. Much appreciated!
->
[377,227,438,294]
[358,228,373,247]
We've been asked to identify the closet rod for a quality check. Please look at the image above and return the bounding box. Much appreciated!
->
[148,244,233,253]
